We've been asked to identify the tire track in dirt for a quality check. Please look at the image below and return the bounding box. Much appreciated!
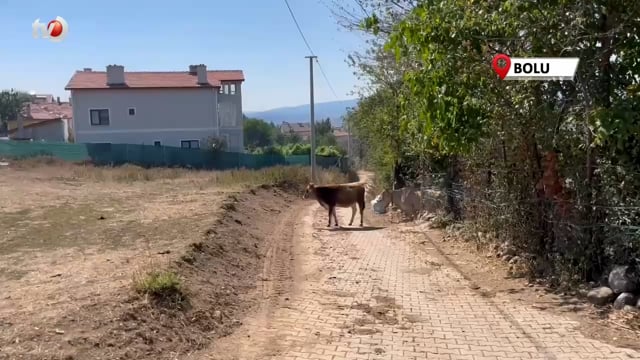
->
[194,199,311,360]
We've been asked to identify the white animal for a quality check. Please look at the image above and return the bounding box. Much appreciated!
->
[378,187,424,220]
[371,194,387,214]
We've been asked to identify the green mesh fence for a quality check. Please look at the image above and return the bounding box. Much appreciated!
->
[0,140,345,171]
[0,140,90,162]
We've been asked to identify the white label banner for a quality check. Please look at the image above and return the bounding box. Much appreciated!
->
[505,58,579,81]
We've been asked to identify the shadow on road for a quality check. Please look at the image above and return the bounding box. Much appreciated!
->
[321,226,385,232]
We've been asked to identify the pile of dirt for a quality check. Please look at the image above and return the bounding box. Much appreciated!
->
[0,186,300,360]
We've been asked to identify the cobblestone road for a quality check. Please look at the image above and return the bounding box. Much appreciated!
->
[210,203,640,360]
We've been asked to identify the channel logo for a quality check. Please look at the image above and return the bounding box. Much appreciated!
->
[32,16,69,43]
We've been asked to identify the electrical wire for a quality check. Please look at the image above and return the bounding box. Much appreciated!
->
[315,59,340,99]
[283,0,316,55]
[283,0,341,99]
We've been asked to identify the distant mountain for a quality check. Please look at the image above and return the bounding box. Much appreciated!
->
[245,99,358,127]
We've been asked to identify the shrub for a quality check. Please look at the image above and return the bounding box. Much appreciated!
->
[133,269,185,306]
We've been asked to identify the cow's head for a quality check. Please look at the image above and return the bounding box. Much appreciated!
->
[302,182,316,199]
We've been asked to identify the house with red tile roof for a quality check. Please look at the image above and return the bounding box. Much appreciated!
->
[9,96,73,142]
[279,122,312,141]
[64,64,245,151]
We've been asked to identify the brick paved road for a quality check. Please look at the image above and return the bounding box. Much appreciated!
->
[210,203,640,360]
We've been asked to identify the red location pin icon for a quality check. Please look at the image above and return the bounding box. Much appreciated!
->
[492,54,511,80]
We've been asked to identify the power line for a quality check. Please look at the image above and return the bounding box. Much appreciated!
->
[282,0,340,99]
[315,59,340,99]
[283,0,315,55]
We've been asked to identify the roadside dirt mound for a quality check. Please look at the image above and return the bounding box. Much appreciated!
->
[0,186,300,360]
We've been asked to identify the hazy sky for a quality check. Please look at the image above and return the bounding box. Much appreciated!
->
[0,0,367,111]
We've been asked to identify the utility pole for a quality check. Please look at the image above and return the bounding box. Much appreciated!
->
[305,55,317,182]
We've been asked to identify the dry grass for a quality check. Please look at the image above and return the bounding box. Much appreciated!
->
[133,267,185,306]
[0,158,349,358]
[6,156,346,187]
[132,258,182,297]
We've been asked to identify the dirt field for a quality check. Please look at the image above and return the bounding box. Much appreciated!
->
[0,160,345,360]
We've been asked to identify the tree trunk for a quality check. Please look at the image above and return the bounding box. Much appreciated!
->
[584,7,615,281]
[445,155,462,220]
[393,160,405,190]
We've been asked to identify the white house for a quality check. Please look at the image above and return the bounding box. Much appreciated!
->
[64,64,245,151]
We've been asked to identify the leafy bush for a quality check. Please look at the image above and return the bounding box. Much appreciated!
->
[249,143,345,157]
[203,136,227,153]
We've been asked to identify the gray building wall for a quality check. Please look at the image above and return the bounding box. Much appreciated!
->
[70,88,225,148]
[15,119,68,142]
[217,81,244,152]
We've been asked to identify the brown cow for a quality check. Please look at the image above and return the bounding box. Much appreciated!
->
[303,182,366,227]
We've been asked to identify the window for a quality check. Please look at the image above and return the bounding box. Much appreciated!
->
[154,141,161,147]
[181,140,200,149]
[90,109,110,126]
[224,84,230,94]
[128,108,136,116]
[219,86,224,94]
[230,84,236,95]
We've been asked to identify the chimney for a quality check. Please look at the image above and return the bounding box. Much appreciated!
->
[188,65,198,74]
[196,64,208,85]
[106,64,125,86]
[83,68,92,72]
[57,96,61,105]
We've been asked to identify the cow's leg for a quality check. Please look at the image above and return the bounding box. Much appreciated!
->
[358,197,365,227]
[348,203,356,226]
[332,206,339,227]
[327,206,333,227]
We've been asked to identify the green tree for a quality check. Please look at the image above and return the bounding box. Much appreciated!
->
[0,89,31,134]
[315,118,332,136]
[335,0,640,282]
[332,0,426,188]
[313,118,338,148]
[317,133,337,147]
[274,132,297,146]
[243,117,275,150]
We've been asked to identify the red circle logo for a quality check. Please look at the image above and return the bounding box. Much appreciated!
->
[47,20,64,37]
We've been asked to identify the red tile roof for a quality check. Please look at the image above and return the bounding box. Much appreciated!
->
[65,70,245,90]
[280,122,312,133]
[22,102,73,121]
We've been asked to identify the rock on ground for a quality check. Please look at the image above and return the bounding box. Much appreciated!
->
[587,286,615,306]
[613,292,637,310]
[608,265,640,294]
